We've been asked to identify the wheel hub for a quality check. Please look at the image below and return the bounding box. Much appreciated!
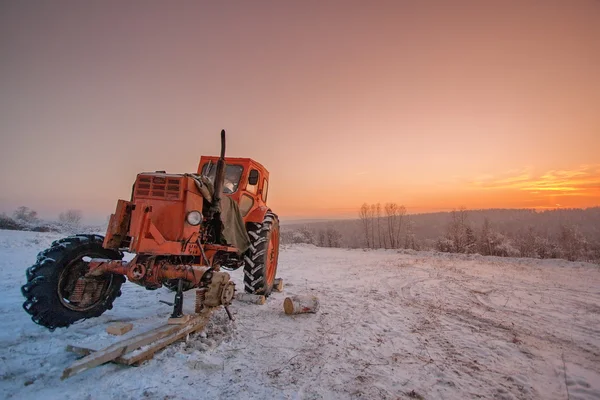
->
[58,257,114,311]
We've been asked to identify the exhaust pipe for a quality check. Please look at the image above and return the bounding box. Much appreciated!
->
[212,129,226,209]
[209,130,226,239]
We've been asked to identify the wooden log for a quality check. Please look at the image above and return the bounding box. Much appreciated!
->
[235,293,266,305]
[168,314,192,325]
[65,345,93,357]
[106,322,133,336]
[61,313,209,379]
[283,295,320,315]
[272,278,284,292]
[66,319,165,354]
[115,313,210,366]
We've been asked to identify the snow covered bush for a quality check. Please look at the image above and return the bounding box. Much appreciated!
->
[435,237,454,253]
[0,213,24,230]
[58,209,83,227]
[13,206,39,225]
[494,239,520,258]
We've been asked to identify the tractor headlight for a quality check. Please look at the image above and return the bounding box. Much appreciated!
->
[186,211,202,226]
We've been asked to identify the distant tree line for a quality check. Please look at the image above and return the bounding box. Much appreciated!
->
[280,207,600,264]
[280,225,343,248]
[434,207,600,262]
[0,206,83,232]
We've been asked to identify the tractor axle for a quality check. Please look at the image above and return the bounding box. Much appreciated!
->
[87,257,235,310]
[87,258,211,288]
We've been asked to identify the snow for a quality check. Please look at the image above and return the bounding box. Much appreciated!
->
[1,230,599,399]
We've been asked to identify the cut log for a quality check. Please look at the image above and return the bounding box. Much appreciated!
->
[283,295,320,315]
[106,322,133,336]
[235,293,266,305]
[272,278,284,292]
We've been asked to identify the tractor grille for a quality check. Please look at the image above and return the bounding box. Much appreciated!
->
[135,176,182,200]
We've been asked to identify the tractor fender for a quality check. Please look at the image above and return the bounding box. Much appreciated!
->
[245,205,270,224]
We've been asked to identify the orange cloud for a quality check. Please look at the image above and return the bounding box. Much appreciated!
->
[467,165,600,209]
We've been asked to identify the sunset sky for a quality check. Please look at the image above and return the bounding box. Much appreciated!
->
[1,1,599,222]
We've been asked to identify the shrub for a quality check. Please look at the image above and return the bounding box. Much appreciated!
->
[58,209,83,226]
[13,206,39,224]
[0,213,24,230]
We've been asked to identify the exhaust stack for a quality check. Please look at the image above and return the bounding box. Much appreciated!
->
[208,129,227,241]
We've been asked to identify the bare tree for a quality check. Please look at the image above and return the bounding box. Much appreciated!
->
[465,226,477,253]
[446,208,469,253]
[479,218,492,256]
[517,226,537,258]
[385,203,397,248]
[13,206,38,224]
[59,209,83,226]
[358,203,371,248]
[384,203,406,249]
[326,227,342,248]
[395,205,406,249]
[535,236,554,259]
[318,230,326,247]
[378,204,388,249]
[559,224,585,261]
[404,216,417,250]
[369,204,377,248]
[376,203,383,249]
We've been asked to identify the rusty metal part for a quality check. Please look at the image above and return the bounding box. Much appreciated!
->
[87,258,210,288]
[68,279,87,303]
[220,281,235,306]
[87,257,235,309]
[103,200,133,249]
[202,271,233,308]
[130,264,146,281]
[87,259,129,277]
[224,306,234,321]
[66,278,107,308]
[195,289,207,313]
[171,279,184,318]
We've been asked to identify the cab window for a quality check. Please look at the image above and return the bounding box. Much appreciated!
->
[247,169,259,194]
[201,162,243,194]
[262,179,268,202]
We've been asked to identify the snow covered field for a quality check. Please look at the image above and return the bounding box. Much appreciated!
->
[0,229,599,400]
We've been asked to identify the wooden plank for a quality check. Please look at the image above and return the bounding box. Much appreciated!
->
[65,344,94,357]
[115,312,211,365]
[68,318,166,353]
[61,319,196,379]
[168,314,193,325]
[106,322,133,336]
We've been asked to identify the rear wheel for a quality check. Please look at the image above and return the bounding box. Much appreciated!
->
[243,211,280,296]
[21,235,125,331]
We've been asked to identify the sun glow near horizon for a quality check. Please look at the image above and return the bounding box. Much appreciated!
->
[272,164,600,219]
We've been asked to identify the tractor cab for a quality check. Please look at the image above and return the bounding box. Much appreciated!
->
[198,156,270,224]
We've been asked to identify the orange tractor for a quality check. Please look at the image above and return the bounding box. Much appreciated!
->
[22,130,280,330]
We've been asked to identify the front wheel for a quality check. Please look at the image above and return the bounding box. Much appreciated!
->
[21,235,125,331]
[243,211,280,296]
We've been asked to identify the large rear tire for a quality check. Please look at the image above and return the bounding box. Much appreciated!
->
[243,211,280,296]
[21,235,125,331]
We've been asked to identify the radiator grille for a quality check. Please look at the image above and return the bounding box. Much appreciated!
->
[135,176,181,200]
